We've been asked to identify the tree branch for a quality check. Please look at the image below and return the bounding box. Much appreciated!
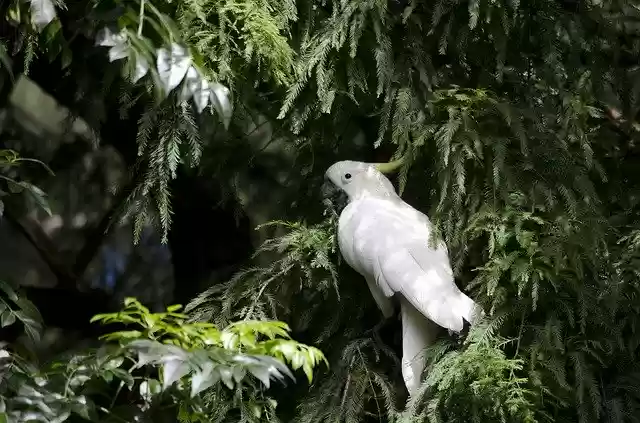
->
[3,175,133,290]
[3,205,78,289]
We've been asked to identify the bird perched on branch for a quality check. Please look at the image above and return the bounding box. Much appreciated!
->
[322,158,483,395]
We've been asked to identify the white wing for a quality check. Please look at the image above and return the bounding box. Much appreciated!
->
[339,196,480,332]
[338,211,394,317]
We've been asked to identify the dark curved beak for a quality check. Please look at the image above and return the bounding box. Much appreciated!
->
[321,177,340,199]
[321,177,348,211]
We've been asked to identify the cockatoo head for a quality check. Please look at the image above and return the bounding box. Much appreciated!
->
[323,160,398,202]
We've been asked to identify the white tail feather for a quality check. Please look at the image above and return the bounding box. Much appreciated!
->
[458,293,484,326]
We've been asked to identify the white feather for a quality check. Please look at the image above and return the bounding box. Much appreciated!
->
[399,296,440,395]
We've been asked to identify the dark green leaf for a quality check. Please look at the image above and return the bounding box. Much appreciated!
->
[0,310,16,328]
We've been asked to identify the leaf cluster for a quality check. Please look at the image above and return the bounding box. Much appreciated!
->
[0,296,326,423]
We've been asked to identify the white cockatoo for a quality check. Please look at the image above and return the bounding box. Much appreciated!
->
[323,159,483,395]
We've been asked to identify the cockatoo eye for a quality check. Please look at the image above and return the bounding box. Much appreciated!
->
[344,173,352,179]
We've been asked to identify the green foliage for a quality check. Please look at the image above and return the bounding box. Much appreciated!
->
[293,335,399,423]
[183,1,640,421]
[0,149,54,217]
[187,217,340,327]
[402,323,539,423]
[5,0,640,422]
[0,280,43,342]
[92,297,327,383]
[178,0,297,86]
[0,297,326,422]
[3,0,265,241]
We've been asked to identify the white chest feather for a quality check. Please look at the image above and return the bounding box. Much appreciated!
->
[337,196,444,278]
